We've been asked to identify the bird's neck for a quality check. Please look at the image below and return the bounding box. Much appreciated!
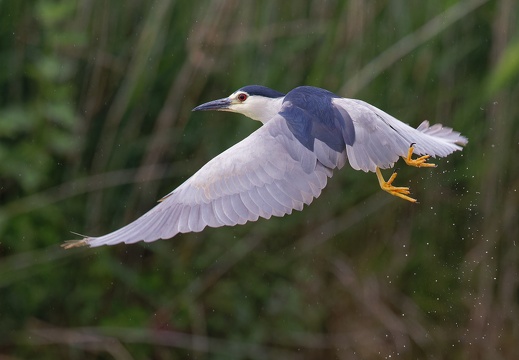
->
[243,97,285,124]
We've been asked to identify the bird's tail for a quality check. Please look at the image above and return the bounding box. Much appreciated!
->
[410,120,468,157]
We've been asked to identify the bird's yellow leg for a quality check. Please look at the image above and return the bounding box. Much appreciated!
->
[403,144,436,168]
[376,167,417,203]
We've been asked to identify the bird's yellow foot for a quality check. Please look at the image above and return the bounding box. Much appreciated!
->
[403,144,436,168]
[376,167,417,203]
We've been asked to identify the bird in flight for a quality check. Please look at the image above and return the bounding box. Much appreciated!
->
[63,85,467,249]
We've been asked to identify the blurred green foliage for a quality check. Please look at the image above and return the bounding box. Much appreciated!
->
[1,0,518,359]
[486,38,519,96]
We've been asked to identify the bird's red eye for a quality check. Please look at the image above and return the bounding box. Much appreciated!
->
[237,93,248,102]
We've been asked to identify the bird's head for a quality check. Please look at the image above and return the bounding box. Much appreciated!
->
[193,85,285,124]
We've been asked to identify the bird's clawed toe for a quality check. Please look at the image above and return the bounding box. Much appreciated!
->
[404,144,436,168]
[376,167,417,203]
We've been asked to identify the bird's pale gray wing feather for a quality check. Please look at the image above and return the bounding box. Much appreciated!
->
[82,116,341,247]
[333,98,468,172]
[314,139,347,169]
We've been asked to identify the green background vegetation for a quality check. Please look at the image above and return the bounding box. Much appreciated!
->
[1,0,518,358]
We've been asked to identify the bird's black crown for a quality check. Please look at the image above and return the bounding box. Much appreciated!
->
[238,85,285,99]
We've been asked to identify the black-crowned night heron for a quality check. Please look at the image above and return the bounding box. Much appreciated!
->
[63,85,467,249]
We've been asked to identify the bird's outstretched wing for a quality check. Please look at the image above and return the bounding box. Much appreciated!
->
[66,116,344,248]
[332,98,468,172]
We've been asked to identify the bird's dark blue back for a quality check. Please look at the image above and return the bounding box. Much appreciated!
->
[280,86,355,153]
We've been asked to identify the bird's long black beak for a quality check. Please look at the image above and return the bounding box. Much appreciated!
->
[192,98,232,112]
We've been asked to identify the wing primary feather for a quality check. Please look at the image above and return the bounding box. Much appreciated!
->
[187,204,204,232]
[248,187,273,219]
[273,181,304,211]
[200,202,220,228]
[230,194,251,223]
[160,205,182,238]
[275,179,304,203]
[265,182,294,209]
[212,197,234,225]
[146,209,174,241]
[239,191,261,217]
[256,186,289,216]
[220,196,242,224]
[177,206,192,233]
